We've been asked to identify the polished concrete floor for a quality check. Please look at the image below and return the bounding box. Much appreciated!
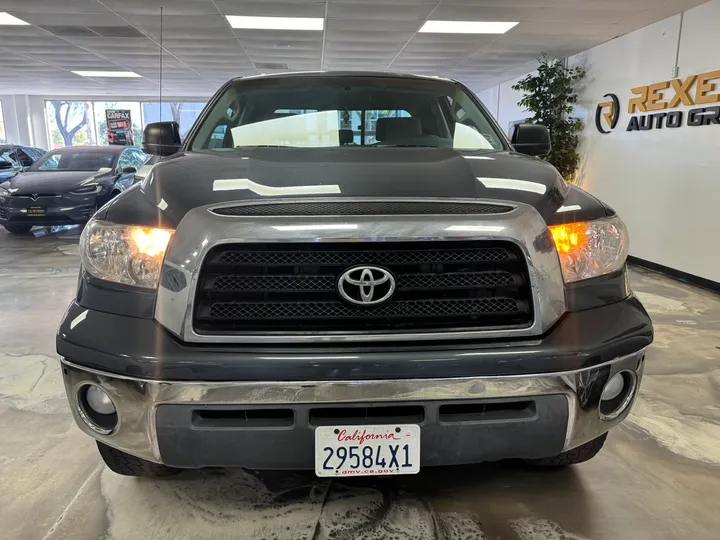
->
[1,225,719,540]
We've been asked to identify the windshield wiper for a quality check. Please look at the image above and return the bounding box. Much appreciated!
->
[373,144,440,148]
[236,145,292,148]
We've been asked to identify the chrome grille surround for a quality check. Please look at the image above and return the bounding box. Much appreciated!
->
[154,198,566,343]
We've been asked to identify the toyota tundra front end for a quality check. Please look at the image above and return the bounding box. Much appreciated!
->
[57,72,652,477]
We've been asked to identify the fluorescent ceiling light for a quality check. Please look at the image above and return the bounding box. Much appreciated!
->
[0,12,29,25]
[419,20,518,34]
[72,71,141,78]
[226,16,324,31]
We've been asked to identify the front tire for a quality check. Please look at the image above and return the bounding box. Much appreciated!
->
[4,224,33,234]
[97,442,181,477]
[526,433,607,467]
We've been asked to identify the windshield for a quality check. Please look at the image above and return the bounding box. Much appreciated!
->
[0,150,17,164]
[190,76,506,152]
[30,149,117,172]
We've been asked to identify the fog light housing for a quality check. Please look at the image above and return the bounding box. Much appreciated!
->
[86,385,116,415]
[77,384,118,434]
[599,371,637,421]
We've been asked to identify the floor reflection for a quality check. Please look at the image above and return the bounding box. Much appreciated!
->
[97,463,589,540]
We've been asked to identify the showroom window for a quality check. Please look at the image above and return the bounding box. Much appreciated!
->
[45,101,97,148]
[0,101,6,144]
[45,100,207,148]
[142,102,206,139]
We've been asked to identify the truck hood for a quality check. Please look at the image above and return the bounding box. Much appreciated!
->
[3,170,111,195]
[104,148,609,227]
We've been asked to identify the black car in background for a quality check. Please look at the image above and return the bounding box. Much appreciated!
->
[0,145,47,181]
[0,145,147,234]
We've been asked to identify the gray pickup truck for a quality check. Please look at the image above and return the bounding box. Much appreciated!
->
[57,72,653,477]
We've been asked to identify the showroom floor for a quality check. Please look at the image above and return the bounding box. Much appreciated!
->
[0,226,718,540]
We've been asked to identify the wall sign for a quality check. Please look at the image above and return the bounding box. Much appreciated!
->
[105,109,134,145]
[595,70,720,133]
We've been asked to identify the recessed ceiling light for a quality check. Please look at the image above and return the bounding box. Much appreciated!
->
[419,20,518,34]
[0,12,29,25]
[72,71,141,78]
[226,16,324,31]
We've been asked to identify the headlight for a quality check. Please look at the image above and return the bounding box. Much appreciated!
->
[69,184,102,195]
[81,221,174,289]
[548,216,629,283]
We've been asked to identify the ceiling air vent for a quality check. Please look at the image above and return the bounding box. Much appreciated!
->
[39,26,100,37]
[87,26,145,38]
[39,25,145,38]
[253,62,289,70]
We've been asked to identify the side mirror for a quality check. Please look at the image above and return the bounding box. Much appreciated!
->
[511,123,551,157]
[0,160,13,171]
[142,121,182,157]
[121,166,137,174]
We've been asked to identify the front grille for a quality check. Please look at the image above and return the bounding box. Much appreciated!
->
[215,246,510,266]
[211,201,514,217]
[194,241,533,334]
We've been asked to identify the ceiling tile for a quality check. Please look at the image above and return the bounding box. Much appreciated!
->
[0,0,710,97]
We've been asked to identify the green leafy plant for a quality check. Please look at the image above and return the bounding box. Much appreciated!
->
[512,57,586,182]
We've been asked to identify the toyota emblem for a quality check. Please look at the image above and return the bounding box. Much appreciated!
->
[337,266,395,306]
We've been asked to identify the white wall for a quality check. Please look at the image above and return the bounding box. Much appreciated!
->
[476,86,499,121]
[1,95,54,147]
[477,0,720,282]
[0,96,20,144]
[496,76,531,138]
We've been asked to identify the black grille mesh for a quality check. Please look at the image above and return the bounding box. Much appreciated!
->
[205,271,516,293]
[209,298,520,320]
[211,275,335,292]
[216,247,510,266]
[212,201,513,217]
[194,241,533,334]
[399,271,515,290]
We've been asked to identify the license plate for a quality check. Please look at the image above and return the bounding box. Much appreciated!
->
[315,424,420,477]
[27,206,46,216]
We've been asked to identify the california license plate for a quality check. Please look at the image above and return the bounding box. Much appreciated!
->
[315,424,420,477]
[27,206,46,216]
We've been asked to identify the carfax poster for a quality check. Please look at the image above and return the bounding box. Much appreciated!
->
[105,109,134,146]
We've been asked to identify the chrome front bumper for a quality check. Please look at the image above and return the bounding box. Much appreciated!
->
[61,349,646,466]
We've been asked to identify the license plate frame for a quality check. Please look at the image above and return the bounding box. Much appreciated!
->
[314,424,420,477]
[27,206,46,216]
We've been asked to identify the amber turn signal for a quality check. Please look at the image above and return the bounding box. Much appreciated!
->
[548,222,589,254]
[547,217,629,283]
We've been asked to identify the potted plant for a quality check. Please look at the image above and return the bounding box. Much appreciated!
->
[512,57,586,183]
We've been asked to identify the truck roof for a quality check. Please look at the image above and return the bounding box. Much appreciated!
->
[232,71,455,84]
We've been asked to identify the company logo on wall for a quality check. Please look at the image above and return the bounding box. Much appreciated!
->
[595,70,720,133]
[595,93,620,134]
